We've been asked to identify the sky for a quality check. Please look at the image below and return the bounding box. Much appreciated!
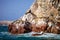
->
[0,0,34,21]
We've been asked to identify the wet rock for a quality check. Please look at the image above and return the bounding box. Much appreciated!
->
[8,24,22,34]
[8,21,32,34]
[32,33,43,36]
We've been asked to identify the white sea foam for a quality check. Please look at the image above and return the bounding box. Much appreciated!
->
[0,32,60,38]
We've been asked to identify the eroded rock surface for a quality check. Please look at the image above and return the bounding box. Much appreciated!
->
[8,0,60,34]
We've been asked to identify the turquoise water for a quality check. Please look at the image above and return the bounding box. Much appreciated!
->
[0,26,60,40]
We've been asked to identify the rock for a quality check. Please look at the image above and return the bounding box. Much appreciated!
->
[24,21,32,33]
[8,24,25,34]
[45,22,60,34]
[22,13,34,22]
[56,22,60,26]
[8,0,60,34]
[32,33,43,36]
[31,22,47,33]
[51,26,60,34]
[8,21,32,34]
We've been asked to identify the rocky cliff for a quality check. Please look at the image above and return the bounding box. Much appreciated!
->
[8,0,60,34]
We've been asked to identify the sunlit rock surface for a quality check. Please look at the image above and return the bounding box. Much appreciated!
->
[8,0,60,35]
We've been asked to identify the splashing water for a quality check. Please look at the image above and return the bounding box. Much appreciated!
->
[0,26,60,40]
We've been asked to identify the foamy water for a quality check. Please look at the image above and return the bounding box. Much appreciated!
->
[0,26,60,40]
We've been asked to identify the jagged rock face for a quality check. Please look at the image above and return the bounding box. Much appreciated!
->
[8,0,60,34]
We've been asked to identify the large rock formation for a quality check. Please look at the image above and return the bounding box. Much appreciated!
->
[8,0,60,34]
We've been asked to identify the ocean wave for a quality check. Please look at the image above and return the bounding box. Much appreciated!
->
[0,32,60,37]
[0,32,60,40]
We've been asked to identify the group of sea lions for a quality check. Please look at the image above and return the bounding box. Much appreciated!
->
[8,0,60,35]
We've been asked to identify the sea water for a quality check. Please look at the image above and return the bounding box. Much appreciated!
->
[0,26,60,40]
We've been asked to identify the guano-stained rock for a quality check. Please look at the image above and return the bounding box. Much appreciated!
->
[8,0,60,34]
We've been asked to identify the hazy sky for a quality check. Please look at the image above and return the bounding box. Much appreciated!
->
[0,0,34,21]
